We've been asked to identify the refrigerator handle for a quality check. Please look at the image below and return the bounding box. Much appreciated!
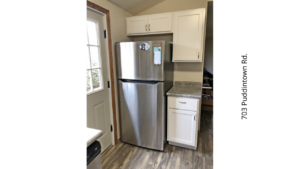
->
[119,79,159,85]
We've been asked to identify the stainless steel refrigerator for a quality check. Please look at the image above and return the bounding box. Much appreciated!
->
[115,41,174,151]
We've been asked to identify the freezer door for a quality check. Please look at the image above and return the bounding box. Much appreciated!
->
[115,41,165,81]
[118,80,165,150]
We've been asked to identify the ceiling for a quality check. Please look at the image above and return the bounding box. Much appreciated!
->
[108,0,165,15]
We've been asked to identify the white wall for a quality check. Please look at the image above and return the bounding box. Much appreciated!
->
[136,0,209,82]
[88,0,133,139]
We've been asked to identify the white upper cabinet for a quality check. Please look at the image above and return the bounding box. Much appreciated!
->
[126,13,172,35]
[126,8,206,62]
[148,13,172,33]
[172,9,206,62]
[126,16,148,34]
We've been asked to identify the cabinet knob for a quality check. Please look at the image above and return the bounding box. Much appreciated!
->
[145,25,147,31]
[179,101,186,104]
[148,24,150,31]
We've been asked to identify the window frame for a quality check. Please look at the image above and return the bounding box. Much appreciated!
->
[86,18,104,95]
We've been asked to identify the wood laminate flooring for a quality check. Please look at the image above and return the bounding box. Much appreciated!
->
[101,110,213,169]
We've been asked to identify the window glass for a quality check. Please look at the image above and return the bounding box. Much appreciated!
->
[90,46,101,68]
[92,69,102,91]
[86,21,98,45]
[87,46,91,69]
[86,19,103,93]
[87,70,92,93]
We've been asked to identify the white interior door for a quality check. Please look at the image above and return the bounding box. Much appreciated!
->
[87,8,112,153]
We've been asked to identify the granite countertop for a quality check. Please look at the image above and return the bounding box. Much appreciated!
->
[166,81,202,99]
[86,127,103,147]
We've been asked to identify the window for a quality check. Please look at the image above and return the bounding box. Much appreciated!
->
[86,19,103,94]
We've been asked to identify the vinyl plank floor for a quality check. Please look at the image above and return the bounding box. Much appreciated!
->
[101,110,213,169]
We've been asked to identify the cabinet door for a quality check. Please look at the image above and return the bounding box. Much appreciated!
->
[148,13,172,33]
[126,16,148,35]
[167,108,197,146]
[173,9,206,62]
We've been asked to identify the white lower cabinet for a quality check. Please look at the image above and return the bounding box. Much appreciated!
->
[167,109,197,146]
[167,96,200,149]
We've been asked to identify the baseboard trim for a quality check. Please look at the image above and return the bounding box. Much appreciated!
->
[116,138,121,144]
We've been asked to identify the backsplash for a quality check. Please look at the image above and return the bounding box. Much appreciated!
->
[174,81,202,87]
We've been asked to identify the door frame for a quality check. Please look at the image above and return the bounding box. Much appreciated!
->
[87,1,118,145]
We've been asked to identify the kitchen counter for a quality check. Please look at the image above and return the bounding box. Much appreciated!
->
[86,128,103,147]
[166,81,202,99]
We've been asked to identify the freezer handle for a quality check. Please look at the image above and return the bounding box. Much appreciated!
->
[119,79,159,85]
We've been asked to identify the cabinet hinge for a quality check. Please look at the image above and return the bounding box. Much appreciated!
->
[111,125,113,132]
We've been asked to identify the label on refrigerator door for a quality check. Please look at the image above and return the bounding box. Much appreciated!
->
[139,42,150,51]
[154,46,161,65]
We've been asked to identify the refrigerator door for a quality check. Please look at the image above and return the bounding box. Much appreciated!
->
[118,80,165,150]
[115,41,165,81]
